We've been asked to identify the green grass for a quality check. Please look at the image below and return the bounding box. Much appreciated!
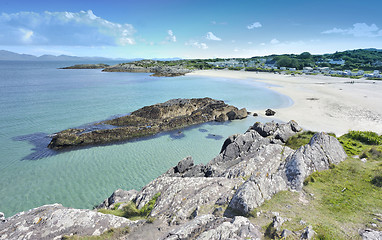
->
[253,131,382,239]
[338,131,382,156]
[98,192,161,220]
[285,131,317,150]
[254,157,382,239]
[251,133,382,239]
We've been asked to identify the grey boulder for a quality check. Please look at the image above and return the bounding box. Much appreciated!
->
[228,132,347,215]
[0,204,136,240]
[97,188,138,209]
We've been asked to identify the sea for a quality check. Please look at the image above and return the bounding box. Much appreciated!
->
[0,61,292,217]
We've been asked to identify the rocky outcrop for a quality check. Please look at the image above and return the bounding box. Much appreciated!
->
[94,121,345,232]
[60,63,109,69]
[159,121,345,216]
[134,176,243,223]
[265,109,276,116]
[48,98,247,149]
[102,60,193,77]
[0,204,138,240]
[228,130,347,215]
[3,120,349,239]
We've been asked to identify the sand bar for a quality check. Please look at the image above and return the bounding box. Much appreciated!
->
[188,70,382,136]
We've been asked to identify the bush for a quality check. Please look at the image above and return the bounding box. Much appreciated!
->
[343,131,382,145]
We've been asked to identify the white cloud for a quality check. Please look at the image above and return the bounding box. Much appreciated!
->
[167,29,176,42]
[248,41,253,44]
[322,23,382,37]
[186,40,208,49]
[260,43,266,46]
[270,38,280,44]
[19,28,34,43]
[0,10,136,46]
[206,32,221,41]
[247,22,262,29]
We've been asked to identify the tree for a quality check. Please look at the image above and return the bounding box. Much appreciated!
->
[299,52,312,59]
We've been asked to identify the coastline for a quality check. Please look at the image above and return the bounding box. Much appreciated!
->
[188,70,382,135]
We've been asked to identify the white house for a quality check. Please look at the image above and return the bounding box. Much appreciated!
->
[302,67,313,73]
[318,67,330,73]
[328,59,345,65]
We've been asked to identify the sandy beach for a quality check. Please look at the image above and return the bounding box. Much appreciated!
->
[188,70,382,136]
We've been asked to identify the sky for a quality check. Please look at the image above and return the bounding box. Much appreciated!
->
[1,0,382,59]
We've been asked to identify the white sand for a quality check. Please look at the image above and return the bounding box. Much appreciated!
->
[188,70,382,136]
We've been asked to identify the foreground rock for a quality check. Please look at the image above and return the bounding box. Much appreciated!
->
[102,60,192,77]
[3,121,348,239]
[228,130,347,215]
[60,63,109,69]
[0,204,137,240]
[48,98,247,149]
[95,120,345,239]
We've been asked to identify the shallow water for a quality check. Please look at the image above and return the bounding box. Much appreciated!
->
[0,61,291,217]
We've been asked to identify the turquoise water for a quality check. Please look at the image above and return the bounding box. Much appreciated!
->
[0,61,291,217]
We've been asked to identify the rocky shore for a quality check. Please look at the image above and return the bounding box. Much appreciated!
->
[60,63,110,69]
[3,120,376,240]
[48,98,247,149]
[102,60,193,77]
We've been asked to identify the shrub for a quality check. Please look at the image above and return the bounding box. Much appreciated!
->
[343,131,382,145]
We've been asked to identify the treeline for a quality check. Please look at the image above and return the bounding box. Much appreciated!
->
[268,49,382,70]
[137,49,382,71]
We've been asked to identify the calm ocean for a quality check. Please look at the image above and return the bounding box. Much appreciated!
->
[0,61,291,217]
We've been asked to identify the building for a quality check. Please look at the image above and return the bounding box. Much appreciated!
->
[328,59,345,65]
[302,67,313,73]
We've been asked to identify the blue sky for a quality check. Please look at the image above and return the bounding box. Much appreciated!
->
[1,0,382,59]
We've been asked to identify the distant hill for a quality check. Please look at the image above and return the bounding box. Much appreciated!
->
[0,50,38,61]
[0,50,119,62]
[0,50,181,62]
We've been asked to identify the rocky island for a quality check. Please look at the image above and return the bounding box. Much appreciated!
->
[102,60,193,77]
[3,121,380,239]
[48,98,248,149]
[60,63,110,69]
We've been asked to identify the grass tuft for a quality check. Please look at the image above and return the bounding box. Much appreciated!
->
[98,192,161,220]
[285,131,317,150]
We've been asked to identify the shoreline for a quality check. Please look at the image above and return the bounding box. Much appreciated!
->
[188,70,382,136]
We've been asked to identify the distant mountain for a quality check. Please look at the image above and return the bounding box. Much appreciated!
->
[0,50,127,62]
[0,50,38,61]
[0,50,181,62]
